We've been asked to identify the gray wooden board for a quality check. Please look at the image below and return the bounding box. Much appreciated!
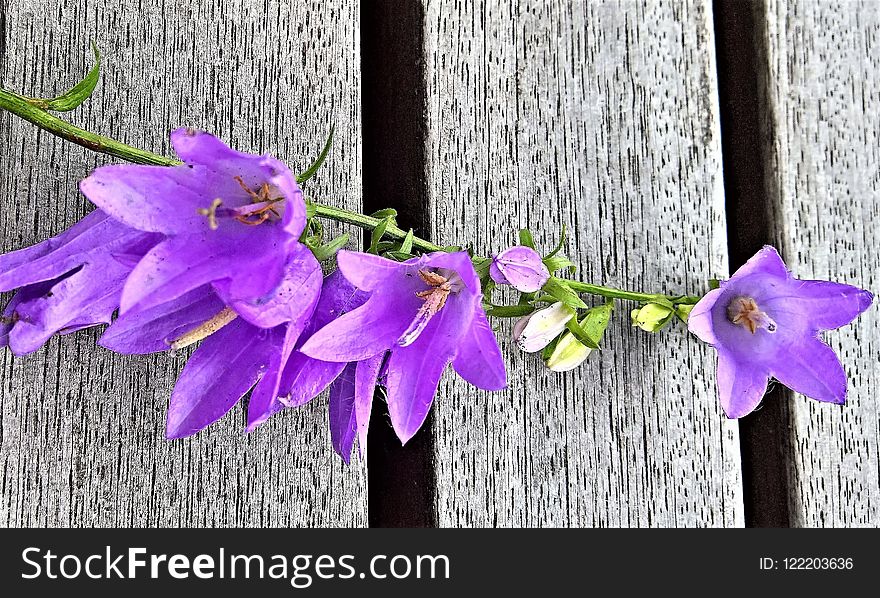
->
[758,0,880,527]
[425,0,743,526]
[0,0,366,526]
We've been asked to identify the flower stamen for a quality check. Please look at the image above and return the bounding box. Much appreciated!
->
[727,296,777,334]
[197,198,223,230]
[169,307,238,350]
[398,269,454,347]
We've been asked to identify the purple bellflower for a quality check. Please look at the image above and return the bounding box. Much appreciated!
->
[300,250,507,445]
[79,128,315,328]
[490,245,549,293]
[0,210,161,354]
[1,129,325,438]
[688,246,873,418]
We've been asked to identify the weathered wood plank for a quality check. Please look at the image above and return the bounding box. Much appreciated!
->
[0,0,366,526]
[757,0,880,527]
[425,0,743,526]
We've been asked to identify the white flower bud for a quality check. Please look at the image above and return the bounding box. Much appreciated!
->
[514,301,575,353]
[545,331,592,372]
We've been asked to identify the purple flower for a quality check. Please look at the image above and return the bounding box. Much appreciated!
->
[490,245,549,293]
[79,128,313,327]
[0,210,161,354]
[688,246,873,418]
[98,251,323,439]
[300,250,507,444]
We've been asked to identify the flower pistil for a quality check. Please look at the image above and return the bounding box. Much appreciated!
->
[726,295,777,334]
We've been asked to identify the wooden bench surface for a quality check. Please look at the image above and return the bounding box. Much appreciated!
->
[0,0,876,527]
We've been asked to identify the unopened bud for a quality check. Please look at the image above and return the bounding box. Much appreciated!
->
[631,302,674,333]
[514,301,574,353]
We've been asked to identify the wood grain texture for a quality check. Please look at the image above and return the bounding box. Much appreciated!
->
[425,0,743,526]
[0,0,366,526]
[757,0,880,527]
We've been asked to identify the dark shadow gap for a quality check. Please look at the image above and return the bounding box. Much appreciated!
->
[712,0,792,527]
[361,0,436,528]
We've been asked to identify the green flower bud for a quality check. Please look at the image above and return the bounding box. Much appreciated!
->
[674,303,695,323]
[545,331,592,372]
[631,302,674,333]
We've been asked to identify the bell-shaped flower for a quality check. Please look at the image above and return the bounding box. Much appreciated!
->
[299,250,507,444]
[490,245,550,293]
[0,210,161,354]
[79,128,315,328]
[688,246,873,417]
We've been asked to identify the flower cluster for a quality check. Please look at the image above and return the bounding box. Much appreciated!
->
[1,129,873,463]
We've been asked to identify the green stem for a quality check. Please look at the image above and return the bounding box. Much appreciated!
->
[0,89,179,166]
[312,204,443,253]
[562,280,702,305]
[1,86,702,306]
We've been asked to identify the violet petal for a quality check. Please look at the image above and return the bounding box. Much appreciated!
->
[452,305,507,390]
[328,363,358,463]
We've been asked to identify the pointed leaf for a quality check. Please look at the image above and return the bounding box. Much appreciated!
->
[38,43,101,112]
[296,125,335,183]
[543,277,588,309]
[545,224,567,259]
[518,228,536,250]
[400,228,415,254]
[368,216,392,254]
[312,233,349,262]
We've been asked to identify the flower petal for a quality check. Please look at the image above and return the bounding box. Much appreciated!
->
[99,285,225,354]
[386,296,470,444]
[490,245,550,293]
[355,352,384,458]
[247,321,306,432]
[516,301,574,353]
[120,225,291,314]
[8,260,132,355]
[219,243,322,328]
[0,210,157,291]
[329,363,358,463]
[424,251,482,296]
[452,306,507,390]
[771,279,874,331]
[300,288,421,362]
[166,318,279,439]
[336,250,405,291]
[731,245,790,281]
[716,349,770,418]
[687,287,724,345]
[768,337,848,404]
[169,128,306,239]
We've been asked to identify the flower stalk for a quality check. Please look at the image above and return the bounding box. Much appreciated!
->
[0,84,701,309]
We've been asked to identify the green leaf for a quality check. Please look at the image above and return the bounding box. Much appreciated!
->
[400,228,415,254]
[543,255,576,273]
[545,224,567,259]
[369,216,392,254]
[708,278,721,290]
[518,228,536,250]
[33,43,101,112]
[484,304,536,318]
[296,125,335,184]
[441,245,463,252]
[542,277,588,309]
[305,199,317,220]
[383,251,416,262]
[580,301,614,345]
[541,335,561,361]
[369,208,398,222]
[472,256,492,279]
[311,233,349,262]
[565,318,600,350]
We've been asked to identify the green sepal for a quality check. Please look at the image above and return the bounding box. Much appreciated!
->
[472,255,492,279]
[311,233,349,262]
[484,304,535,318]
[545,224,567,259]
[708,278,721,290]
[369,208,398,223]
[580,301,614,345]
[296,125,335,184]
[383,251,416,262]
[399,228,415,254]
[542,277,588,309]
[28,43,101,112]
[674,303,695,323]
[518,228,536,250]
[543,255,576,274]
[368,216,393,254]
[541,335,561,361]
[565,317,600,350]
[305,199,317,220]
